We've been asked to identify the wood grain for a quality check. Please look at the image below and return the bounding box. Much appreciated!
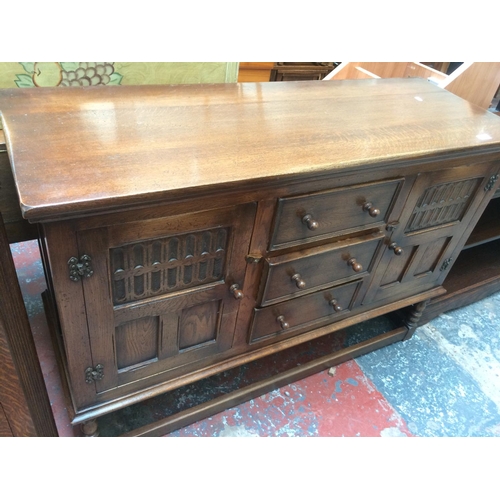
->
[0,316,36,436]
[2,80,500,222]
[116,316,159,370]
[0,403,13,436]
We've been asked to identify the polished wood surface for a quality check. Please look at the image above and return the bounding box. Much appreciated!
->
[2,80,500,222]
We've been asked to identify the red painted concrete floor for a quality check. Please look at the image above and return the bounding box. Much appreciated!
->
[11,239,413,437]
[168,362,412,437]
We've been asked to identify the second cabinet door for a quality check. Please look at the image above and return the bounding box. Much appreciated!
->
[364,162,499,304]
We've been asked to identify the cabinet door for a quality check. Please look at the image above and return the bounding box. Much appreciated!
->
[47,203,256,409]
[364,163,500,304]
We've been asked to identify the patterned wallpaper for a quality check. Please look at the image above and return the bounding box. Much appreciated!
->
[0,62,239,88]
[0,62,239,129]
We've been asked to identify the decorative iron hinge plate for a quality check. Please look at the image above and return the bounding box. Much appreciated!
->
[485,174,499,192]
[440,258,453,272]
[85,364,104,384]
[68,255,93,281]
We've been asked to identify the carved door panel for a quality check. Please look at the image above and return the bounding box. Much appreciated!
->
[57,203,256,406]
[364,163,500,304]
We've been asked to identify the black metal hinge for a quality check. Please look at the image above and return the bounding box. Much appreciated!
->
[85,364,104,384]
[440,258,453,272]
[485,174,499,192]
[68,254,93,281]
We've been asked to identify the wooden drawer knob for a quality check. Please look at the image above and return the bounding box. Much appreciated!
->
[291,273,306,289]
[389,242,403,255]
[329,299,342,312]
[230,284,244,299]
[302,214,319,230]
[276,315,290,330]
[348,258,363,272]
[362,202,381,218]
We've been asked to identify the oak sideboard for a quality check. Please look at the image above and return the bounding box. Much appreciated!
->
[2,79,500,436]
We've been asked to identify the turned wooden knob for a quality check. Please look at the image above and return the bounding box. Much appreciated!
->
[291,273,306,289]
[329,299,342,312]
[229,284,244,299]
[348,258,363,272]
[389,242,403,255]
[276,315,290,330]
[362,202,381,218]
[302,214,319,230]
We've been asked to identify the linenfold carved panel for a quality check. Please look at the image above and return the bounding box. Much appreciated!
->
[110,228,229,304]
[405,178,481,233]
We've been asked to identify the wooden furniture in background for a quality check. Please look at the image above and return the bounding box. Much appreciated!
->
[0,212,58,436]
[325,62,500,110]
[421,62,451,74]
[270,63,337,81]
[237,63,274,82]
[2,79,500,436]
[237,63,338,82]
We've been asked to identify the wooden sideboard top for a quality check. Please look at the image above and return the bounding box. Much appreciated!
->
[1,78,500,222]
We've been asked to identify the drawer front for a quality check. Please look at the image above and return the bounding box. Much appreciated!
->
[261,234,383,305]
[250,280,361,344]
[270,178,403,249]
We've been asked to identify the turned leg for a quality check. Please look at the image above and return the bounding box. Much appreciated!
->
[403,300,429,340]
[81,418,99,437]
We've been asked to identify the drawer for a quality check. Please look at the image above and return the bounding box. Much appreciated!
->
[250,280,361,344]
[270,178,403,249]
[261,233,383,305]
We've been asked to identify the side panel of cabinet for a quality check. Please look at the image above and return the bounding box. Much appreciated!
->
[42,221,97,410]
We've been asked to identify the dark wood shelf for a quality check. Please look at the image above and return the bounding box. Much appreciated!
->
[446,239,500,292]
[421,238,500,323]
[464,196,500,249]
